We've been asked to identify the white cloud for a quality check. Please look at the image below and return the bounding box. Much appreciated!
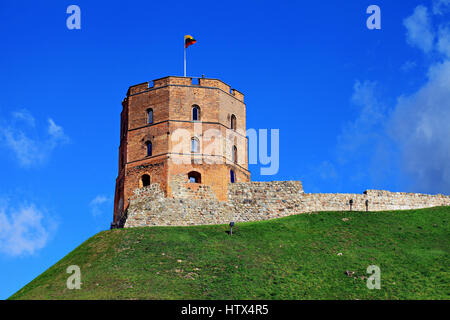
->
[0,111,69,167]
[437,25,450,58]
[321,4,450,194]
[335,63,450,194]
[401,60,417,72]
[336,62,450,193]
[336,80,387,164]
[393,4,450,193]
[89,195,111,216]
[0,204,56,256]
[12,109,35,127]
[432,0,450,15]
[403,5,435,53]
[388,61,450,193]
[1,129,45,166]
[316,161,338,180]
[48,118,68,142]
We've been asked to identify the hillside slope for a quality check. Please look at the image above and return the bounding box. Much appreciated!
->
[10,207,450,300]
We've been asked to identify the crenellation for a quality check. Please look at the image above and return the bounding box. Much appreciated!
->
[198,78,231,93]
[230,89,244,102]
[153,76,192,88]
[127,82,149,95]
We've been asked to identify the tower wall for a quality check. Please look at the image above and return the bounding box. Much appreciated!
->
[113,76,250,226]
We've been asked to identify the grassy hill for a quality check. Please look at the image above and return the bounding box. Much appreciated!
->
[9,207,450,300]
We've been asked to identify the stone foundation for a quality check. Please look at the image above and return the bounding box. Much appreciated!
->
[123,176,450,227]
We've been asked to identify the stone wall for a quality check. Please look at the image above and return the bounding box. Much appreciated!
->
[123,176,450,228]
[124,182,232,227]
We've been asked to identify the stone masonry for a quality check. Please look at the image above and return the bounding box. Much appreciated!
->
[123,174,450,227]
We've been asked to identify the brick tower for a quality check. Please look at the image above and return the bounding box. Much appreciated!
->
[112,76,251,227]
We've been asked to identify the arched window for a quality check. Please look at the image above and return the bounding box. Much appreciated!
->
[188,171,201,183]
[147,108,153,124]
[232,145,237,164]
[146,141,152,156]
[191,137,200,153]
[192,105,200,121]
[230,169,235,183]
[141,174,150,187]
[231,114,236,130]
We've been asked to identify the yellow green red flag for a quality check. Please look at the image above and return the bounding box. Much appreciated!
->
[184,35,197,48]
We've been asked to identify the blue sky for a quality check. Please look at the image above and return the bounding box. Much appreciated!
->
[1,0,449,299]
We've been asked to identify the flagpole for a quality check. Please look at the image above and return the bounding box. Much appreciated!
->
[184,44,186,77]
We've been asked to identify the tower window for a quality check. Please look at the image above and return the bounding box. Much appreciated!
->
[191,137,200,153]
[147,108,153,124]
[230,169,235,183]
[192,105,200,121]
[141,174,150,187]
[232,145,237,164]
[231,114,236,130]
[188,171,201,183]
[146,141,152,156]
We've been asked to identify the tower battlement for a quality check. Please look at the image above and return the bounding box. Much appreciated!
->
[126,76,244,102]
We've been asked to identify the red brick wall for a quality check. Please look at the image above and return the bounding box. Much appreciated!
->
[113,76,250,224]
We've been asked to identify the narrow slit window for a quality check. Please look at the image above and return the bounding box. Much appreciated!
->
[231,114,236,130]
[232,145,237,164]
[146,141,152,156]
[147,108,153,124]
[230,169,235,183]
[192,105,200,121]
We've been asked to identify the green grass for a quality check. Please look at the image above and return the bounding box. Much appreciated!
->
[9,207,450,300]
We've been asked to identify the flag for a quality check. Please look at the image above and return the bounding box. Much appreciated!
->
[185,35,197,48]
